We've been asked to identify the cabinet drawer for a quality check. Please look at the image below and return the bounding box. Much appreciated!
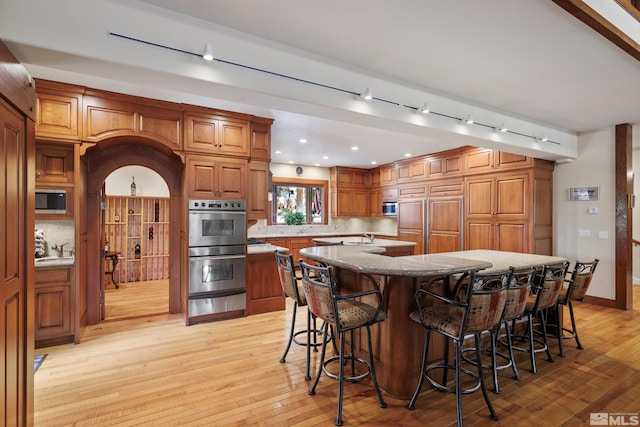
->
[398,184,427,199]
[35,267,72,285]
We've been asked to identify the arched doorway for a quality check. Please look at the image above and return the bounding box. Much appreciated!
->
[84,141,183,325]
[103,165,170,320]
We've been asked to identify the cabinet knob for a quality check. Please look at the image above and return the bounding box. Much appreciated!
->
[36,172,41,177]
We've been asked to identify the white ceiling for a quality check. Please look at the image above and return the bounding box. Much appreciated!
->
[2,0,640,168]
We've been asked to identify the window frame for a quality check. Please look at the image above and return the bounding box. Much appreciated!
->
[269,177,329,225]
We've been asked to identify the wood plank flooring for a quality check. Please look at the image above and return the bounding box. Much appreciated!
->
[34,287,640,426]
[104,279,169,321]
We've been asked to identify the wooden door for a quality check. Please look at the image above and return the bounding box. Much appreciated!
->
[1,96,30,426]
[398,199,424,254]
[426,197,463,253]
[217,159,247,199]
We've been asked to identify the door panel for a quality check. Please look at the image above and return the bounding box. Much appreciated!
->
[427,197,463,253]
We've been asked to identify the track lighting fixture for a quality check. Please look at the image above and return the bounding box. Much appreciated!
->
[496,123,508,132]
[203,43,214,61]
[538,134,549,142]
[462,115,474,124]
[418,102,429,113]
[360,88,373,100]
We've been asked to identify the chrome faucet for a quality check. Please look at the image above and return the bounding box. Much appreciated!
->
[363,233,375,243]
[51,243,67,257]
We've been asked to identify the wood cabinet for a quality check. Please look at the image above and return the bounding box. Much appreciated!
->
[35,264,75,347]
[380,164,397,186]
[250,120,272,160]
[463,147,533,175]
[369,189,382,217]
[104,196,170,283]
[248,160,270,220]
[426,196,464,253]
[185,112,249,156]
[36,142,74,185]
[382,186,398,201]
[35,80,83,141]
[185,154,247,199]
[397,158,427,183]
[465,168,552,254]
[426,151,462,178]
[397,199,425,254]
[330,166,370,217]
[246,251,285,315]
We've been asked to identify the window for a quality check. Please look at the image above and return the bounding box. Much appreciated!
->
[271,178,328,225]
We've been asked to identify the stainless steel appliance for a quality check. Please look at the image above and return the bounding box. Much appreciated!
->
[188,199,246,323]
[382,201,398,216]
[35,188,67,214]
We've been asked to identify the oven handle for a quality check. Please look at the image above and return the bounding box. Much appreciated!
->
[189,289,246,299]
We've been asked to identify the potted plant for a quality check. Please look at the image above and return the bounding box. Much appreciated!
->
[284,210,305,225]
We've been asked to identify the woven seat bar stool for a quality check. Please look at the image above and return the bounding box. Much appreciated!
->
[552,259,599,356]
[299,260,387,426]
[510,261,570,374]
[274,251,323,380]
[408,269,510,426]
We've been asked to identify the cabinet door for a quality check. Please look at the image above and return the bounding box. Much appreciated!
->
[335,190,368,217]
[426,197,463,253]
[495,151,532,170]
[186,156,218,197]
[34,284,72,341]
[218,119,249,156]
[465,220,494,250]
[248,160,270,220]
[495,174,528,219]
[494,221,528,253]
[463,148,494,174]
[465,177,494,217]
[246,252,285,315]
[250,121,271,160]
[397,230,423,255]
[380,165,397,186]
[185,114,219,152]
[36,143,74,184]
[369,189,382,217]
[217,159,248,199]
[398,199,424,233]
[36,91,81,140]
[397,158,427,182]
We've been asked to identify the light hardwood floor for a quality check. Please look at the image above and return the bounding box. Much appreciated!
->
[34,287,640,426]
[104,279,169,321]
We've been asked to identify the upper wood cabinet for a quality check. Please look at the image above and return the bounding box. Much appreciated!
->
[83,93,182,151]
[463,147,533,175]
[185,112,249,156]
[397,158,427,183]
[426,152,462,178]
[247,160,270,220]
[330,167,370,217]
[380,164,397,186]
[250,120,273,160]
[36,142,74,185]
[35,80,83,141]
[185,154,247,199]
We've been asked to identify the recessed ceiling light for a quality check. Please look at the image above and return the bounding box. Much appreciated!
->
[288,160,294,164]
[351,146,359,151]
[404,153,412,157]
[274,150,282,154]
[323,156,329,159]
[314,163,320,166]
[371,161,377,165]
[299,138,307,143]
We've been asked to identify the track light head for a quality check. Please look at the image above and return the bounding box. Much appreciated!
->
[203,43,214,61]
[418,102,429,114]
[462,115,474,124]
[360,87,373,100]
[495,123,508,132]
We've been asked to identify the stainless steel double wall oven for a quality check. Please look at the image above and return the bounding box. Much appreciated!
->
[188,199,246,323]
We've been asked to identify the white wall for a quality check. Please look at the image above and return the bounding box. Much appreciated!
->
[554,128,615,299]
[104,166,169,197]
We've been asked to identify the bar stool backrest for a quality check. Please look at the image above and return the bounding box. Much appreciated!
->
[533,261,570,312]
[274,251,305,305]
[460,269,510,336]
[298,261,338,326]
[562,259,599,303]
[502,266,536,321]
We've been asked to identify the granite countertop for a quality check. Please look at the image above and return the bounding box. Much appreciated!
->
[249,231,398,239]
[34,256,75,267]
[299,245,492,277]
[312,236,415,247]
[247,243,288,255]
[442,250,568,272]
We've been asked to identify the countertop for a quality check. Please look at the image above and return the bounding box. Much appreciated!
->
[34,256,75,267]
[248,232,397,239]
[312,236,415,247]
[247,243,288,255]
[299,245,492,277]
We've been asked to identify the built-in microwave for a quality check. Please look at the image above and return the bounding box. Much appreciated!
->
[35,189,67,214]
[382,201,398,216]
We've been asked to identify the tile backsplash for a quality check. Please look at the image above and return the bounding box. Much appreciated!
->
[34,220,75,257]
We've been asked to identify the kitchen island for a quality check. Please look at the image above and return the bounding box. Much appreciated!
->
[298,246,567,398]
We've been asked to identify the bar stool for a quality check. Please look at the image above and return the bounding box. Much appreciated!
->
[274,251,322,380]
[408,269,510,426]
[552,259,599,356]
[510,261,569,374]
[299,260,387,426]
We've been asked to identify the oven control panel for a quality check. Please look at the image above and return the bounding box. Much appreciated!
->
[189,199,245,211]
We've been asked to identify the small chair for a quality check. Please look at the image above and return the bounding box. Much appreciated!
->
[553,259,599,356]
[408,269,510,426]
[511,261,570,374]
[275,251,322,380]
[299,260,387,426]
